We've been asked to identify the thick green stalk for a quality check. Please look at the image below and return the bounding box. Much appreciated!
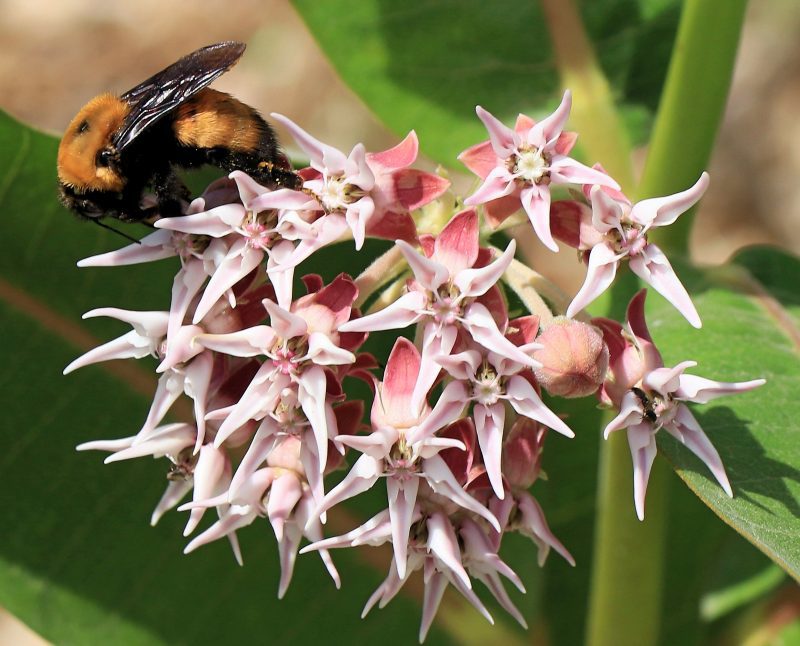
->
[583,2,749,645]
[639,0,749,250]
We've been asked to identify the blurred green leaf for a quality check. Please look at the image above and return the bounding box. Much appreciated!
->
[292,0,681,164]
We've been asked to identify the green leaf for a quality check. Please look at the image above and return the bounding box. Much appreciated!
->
[291,0,681,164]
[0,110,466,644]
[647,248,800,581]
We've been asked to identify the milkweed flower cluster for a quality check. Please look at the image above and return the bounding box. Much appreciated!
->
[66,93,764,640]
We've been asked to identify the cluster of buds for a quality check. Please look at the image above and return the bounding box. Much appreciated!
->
[66,93,764,640]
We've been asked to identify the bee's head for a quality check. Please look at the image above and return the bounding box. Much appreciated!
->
[57,93,128,194]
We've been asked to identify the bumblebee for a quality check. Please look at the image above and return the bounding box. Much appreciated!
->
[57,41,299,224]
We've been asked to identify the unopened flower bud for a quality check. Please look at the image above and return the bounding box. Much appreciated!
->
[503,418,546,489]
[533,318,609,398]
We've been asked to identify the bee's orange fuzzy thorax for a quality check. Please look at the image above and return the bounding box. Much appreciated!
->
[57,93,129,192]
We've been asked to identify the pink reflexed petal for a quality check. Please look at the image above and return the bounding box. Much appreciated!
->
[153,205,242,237]
[555,130,578,155]
[631,172,710,229]
[520,183,557,252]
[675,374,765,404]
[138,371,184,436]
[550,156,621,190]
[229,170,271,207]
[313,454,383,519]
[419,570,448,643]
[424,455,500,531]
[381,337,422,422]
[408,380,468,444]
[266,240,296,309]
[345,196,375,250]
[603,390,646,438]
[264,299,307,339]
[298,365,331,473]
[184,444,228,535]
[185,352,213,451]
[194,326,275,357]
[228,420,279,500]
[396,240,449,292]
[267,473,303,542]
[192,243,263,324]
[434,209,480,276]
[454,239,516,298]
[506,375,575,438]
[276,522,302,598]
[151,480,193,526]
[214,365,286,445]
[345,143,376,190]
[627,421,658,520]
[516,491,575,565]
[475,106,518,158]
[338,290,426,333]
[105,423,195,463]
[336,429,395,460]
[301,509,394,553]
[157,324,204,372]
[390,169,450,211]
[589,185,624,234]
[249,187,321,212]
[168,261,208,342]
[77,436,135,453]
[270,113,346,172]
[644,361,697,397]
[387,476,420,579]
[463,166,516,207]
[77,229,175,267]
[461,519,525,592]
[668,405,733,497]
[530,90,572,147]
[296,496,341,589]
[63,330,152,374]
[626,288,654,343]
[368,130,418,170]
[435,349,482,381]
[183,508,258,558]
[462,302,538,368]
[412,321,458,411]
[306,332,356,365]
[426,512,471,589]
[566,243,621,318]
[473,403,505,498]
[416,436,467,458]
[630,244,701,328]
[457,140,498,179]
[83,307,169,335]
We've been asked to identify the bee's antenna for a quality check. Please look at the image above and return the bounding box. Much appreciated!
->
[91,218,142,245]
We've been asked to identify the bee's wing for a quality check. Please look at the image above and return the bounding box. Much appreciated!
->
[113,41,246,150]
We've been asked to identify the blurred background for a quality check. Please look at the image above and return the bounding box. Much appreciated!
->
[0,0,797,642]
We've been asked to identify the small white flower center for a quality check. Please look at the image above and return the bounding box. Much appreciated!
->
[515,147,550,183]
[319,175,350,211]
[473,364,503,406]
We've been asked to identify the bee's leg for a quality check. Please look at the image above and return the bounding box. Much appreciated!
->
[254,160,303,191]
[152,166,190,217]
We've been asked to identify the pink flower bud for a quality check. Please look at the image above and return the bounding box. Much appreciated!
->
[503,418,546,489]
[533,318,609,398]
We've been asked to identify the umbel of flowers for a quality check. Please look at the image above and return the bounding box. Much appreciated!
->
[65,92,764,641]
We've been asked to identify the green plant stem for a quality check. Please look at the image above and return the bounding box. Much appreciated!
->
[583,2,749,645]
[586,431,669,646]
[639,0,749,251]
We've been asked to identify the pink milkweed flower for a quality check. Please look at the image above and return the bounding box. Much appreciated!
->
[271,115,450,249]
[340,208,536,409]
[459,91,619,250]
[181,461,340,597]
[595,290,766,520]
[554,171,710,327]
[433,320,575,499]
[312,338,499,580]
[194,274,362,474]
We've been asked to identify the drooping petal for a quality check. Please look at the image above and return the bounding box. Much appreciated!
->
[631,172,710,229]
[387,476,420,580]
[515,491,575,565]
[475,106,518,158]
[627,421,658,521]
[506,375,575,438]
[520,183,556,252]
[424,455,500,531]
[454,239,516,298]
[462,302,539,368]
[566,243,621,318]
[630,244,701,328]
[675,374,766,404]
[473,403,506,498]
[338,291,426,333]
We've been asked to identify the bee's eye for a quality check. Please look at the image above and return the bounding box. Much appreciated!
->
[76,120,89,134]
[96,149,113,168]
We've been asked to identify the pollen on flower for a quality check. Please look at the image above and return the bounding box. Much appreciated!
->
[514,147,551,184]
